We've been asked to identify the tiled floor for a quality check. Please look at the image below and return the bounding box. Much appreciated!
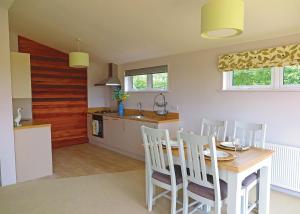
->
[52,143,144,178]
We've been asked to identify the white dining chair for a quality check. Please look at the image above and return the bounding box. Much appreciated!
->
[233,121,267,214]
[201,118,228,141]
[178,130,227,214]
[141,126,183,214]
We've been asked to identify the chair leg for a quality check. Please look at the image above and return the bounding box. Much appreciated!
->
[256,183,260,209]
[244,188,249,214]
[182,190,188,214]
[152,185,156,205]
[148,182,154,212]
[206,205,211,213]
[171,188,177,214]
[214,203,221,214]
[241,194,246,214]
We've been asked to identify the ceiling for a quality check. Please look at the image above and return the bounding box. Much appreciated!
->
[0,0,14,9]
[9,0,300,64]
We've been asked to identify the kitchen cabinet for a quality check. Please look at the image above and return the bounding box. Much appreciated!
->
[14,124,52,182]
[88,114,179,161]
[10,52,32,98]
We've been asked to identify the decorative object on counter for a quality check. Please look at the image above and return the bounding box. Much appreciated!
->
[69,38,89,68]
[153,92,168,116]
[112,88,129,116]
[137,102,144,116]
[14,107,23,127]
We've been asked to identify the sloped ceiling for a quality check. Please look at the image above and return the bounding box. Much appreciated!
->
[9,0,300,64]
[0,0,15,9]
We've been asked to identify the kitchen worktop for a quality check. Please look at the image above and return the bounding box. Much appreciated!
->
[88,108,179,124]
[14,120,51,130]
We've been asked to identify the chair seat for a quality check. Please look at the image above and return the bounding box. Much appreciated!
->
[242,172,258,187]
[187,174,227,201]
[152,165,183,185]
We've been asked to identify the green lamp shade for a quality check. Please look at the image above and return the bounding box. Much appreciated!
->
[201,0,244,39]
[69,52,89,68]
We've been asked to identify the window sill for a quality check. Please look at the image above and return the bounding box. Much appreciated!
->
[220,88,300,92]
[126,89,169,93]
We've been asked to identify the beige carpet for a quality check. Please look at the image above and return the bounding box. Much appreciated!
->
[0,170,299,214]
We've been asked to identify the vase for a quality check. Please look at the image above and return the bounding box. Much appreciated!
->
[118,101,124,116]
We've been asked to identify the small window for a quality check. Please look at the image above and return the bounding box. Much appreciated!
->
[283,65,300,86]
[223,65,300,91]
[125,65,168,92]
[224,68,273,90]
[132,75,147,90]
[232,68,272,87]
[152,73,168,90]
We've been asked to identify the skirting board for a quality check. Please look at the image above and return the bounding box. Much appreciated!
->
[272,185,300,198]
[89,142,145,162]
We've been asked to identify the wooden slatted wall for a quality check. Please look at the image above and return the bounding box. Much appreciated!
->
[18,36,88,149]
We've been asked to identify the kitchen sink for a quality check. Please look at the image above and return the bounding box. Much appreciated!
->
[127,115,145,119]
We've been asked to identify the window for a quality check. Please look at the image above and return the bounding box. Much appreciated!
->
[223,65,300,90]
[152,73,168,90]
[283,65,300,86]
[125,65,168,92]
[132,75,147,90]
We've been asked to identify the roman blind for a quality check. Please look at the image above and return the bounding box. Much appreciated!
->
[125,65,168,77]
[218,44,300,72]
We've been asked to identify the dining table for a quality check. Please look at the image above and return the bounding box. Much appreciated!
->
[166,142,274,214]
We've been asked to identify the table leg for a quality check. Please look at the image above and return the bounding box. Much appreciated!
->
[227,171,243,214]
[145,161,148,206]
[258,158,272,214]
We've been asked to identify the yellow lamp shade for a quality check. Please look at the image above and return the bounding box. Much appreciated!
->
[201,0,244,39]
[69,52,89,68]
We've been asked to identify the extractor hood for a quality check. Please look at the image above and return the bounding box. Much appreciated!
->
[94,63,121,86]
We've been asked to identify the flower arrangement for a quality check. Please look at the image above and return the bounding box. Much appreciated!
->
[112,88,129,103]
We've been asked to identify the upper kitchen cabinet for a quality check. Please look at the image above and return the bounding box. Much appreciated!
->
[10,52,32,98]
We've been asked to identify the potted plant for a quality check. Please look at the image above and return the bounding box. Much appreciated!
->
[112,88,129,116]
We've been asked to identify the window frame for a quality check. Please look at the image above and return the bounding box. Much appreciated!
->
[279,65,300,90]
[125,73,169,93]
[222,66,300,91]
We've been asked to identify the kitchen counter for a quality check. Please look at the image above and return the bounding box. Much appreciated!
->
[88,108,179,124]
[14,120,51,130]
[102,113,179,124]
[14,120,53,182]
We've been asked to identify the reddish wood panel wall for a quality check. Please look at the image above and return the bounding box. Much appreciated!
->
[18,36,88,149]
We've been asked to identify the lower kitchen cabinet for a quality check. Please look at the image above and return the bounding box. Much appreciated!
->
[88,114,179,161]
[14,125,53,182]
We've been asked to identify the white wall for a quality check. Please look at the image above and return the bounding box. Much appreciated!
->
[87,61,112,108]
[0,7,16,186]
[121,34,300,147]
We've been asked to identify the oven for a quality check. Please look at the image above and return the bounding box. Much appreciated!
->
[92,114,103,138]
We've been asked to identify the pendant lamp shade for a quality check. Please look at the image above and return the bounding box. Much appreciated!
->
[69,52,89,68]
[69,38,89,68]
[201,0,244,39]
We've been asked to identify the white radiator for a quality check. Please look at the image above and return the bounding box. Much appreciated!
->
[265,143,300,192]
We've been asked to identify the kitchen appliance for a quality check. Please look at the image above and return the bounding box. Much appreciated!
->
[92,114,103,138]
[94,63,121,86]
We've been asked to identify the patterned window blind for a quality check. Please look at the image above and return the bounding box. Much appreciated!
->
[218,44,300,72]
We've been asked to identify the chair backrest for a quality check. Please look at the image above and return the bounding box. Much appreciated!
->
[141,126,176,183]
[233,121,267,148]
[201,118,228,141]
[178,130,221,202]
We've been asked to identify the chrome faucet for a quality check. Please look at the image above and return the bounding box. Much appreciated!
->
[137,102,144,116]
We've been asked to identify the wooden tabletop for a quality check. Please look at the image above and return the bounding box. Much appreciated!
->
[168,144,274,173]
